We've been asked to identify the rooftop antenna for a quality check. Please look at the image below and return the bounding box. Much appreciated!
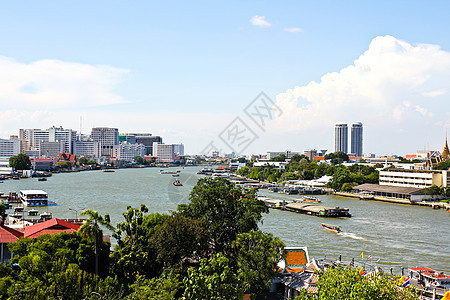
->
[80,116,82,135]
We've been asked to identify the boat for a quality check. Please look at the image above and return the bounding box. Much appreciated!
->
[19,190,49,207]
[161,170,180,175]
[321,223,341,233]
[40,212,52,220]
[14,205,24,213]
[103,169,115,172]
[172,174,179,177]
[303,196,321,203]
[38,177,47,181]
[173,179,183,186]
[28,209,39,216]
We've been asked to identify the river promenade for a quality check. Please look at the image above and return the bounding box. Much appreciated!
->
[2,166,449,274]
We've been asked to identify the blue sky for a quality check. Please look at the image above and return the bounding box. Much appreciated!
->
[1,1,449,155]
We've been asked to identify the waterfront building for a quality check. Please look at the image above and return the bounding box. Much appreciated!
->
[334,123,348,153]
[0,137,19,157]
[135,135,162,156]
[113,143,145,161]
[350,122,363,157]
[379,169,449,189]
[31,158,56,171]
[153,142,175,162]
[19,126,76,154]
[73,140,101,159]
[91,127,119,158]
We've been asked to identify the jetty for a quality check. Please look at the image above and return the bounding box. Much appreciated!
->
[259,196,351,218]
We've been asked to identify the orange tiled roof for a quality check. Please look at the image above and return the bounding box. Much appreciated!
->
[24,218,80,239]
[0,225,23,243]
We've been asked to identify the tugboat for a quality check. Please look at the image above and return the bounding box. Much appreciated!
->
[38,177,47,182]
[173,179,183,186]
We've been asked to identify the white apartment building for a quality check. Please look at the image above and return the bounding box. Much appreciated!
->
[73,140,101,159]
[113,143,145,161]
[379,169,450,189]
[19,126,76,154]
[153,142,175,162]
[91,127,119,157]
[0,138,19,157]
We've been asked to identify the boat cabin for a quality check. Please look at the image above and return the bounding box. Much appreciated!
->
[409,267,450,290]
[19,190,48,207]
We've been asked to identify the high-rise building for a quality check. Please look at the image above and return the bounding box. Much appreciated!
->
[91,127,119,157]
[334,123,348,153]
[173,144,184,156]
[113,143,146,161]
[19,126,76,154]
[351,122,363,157]
[0,137,19,157]
[153,142,174,162]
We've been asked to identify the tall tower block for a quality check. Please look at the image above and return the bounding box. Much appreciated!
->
[351,122,363,157]
[335,123,348,153]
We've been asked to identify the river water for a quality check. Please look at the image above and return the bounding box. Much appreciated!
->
[2,166,449,273]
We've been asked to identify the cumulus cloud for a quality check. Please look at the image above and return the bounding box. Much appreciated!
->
[273,35,450,153]
[249,15,272,28]
[0,56,129,109]
[283,27,303,33]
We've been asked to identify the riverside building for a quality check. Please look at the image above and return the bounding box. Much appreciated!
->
[91,127,119,158]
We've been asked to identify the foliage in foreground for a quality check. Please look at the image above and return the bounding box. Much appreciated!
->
[295,267,418,300]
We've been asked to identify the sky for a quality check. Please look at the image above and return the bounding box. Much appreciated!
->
[0,1,449,156]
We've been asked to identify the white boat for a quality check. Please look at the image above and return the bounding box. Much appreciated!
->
[28,209,39,216]
[40,212,52,220]
[19,190,49,207]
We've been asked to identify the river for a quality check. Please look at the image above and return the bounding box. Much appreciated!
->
[2,166,449,273]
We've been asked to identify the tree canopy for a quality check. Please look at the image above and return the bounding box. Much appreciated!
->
[9,153,31,170]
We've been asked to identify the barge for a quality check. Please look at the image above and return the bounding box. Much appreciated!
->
[260,197,351,218]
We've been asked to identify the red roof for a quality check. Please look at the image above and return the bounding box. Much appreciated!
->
[409,267,450,279]
[57,153,76,163]
[24,218,80,239]
[0,225,23,243]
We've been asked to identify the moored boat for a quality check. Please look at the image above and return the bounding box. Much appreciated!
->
[19,190,49,207]
[28,209,39,216]
[321,223,341,233]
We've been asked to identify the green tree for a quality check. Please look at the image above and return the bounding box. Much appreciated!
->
[178,177,268,254]
[133,155,145,165]
[327,166,353,191]
[434,160,450,170]
[79,209,114,276]
[78,156,88,165]
[127,274,181,300]
[270,154,286,162]
[295,267,418,300]
[9,153,31,170]
[184,253,242,300]
[232,230,285,295]
[111,206,169,282]
[325,151,349,164]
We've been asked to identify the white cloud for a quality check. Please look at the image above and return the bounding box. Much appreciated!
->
[283,27,303,33]
[0,56,129,109]
[422,89,447,97]
[273,35,450,154]
[249,15,272,28]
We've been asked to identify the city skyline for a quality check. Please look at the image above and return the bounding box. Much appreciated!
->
[0,1,449,155]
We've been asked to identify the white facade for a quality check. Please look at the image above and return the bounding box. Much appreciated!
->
[73,140,101,158]
[0,138,19,157]
[379,169,449,188]
[153,142,174,162]
[19,127,76,154]
[113,143,145,161]
[335,122,348,153]
[91,127,119,157]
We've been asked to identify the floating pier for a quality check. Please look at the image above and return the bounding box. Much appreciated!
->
[259,196,351,218]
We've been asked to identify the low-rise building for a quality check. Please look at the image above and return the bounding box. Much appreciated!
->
[379,169,449,189]
[112,143,145,161]
[0,138,19,157]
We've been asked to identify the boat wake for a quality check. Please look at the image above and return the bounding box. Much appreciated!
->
[338,232,366,241]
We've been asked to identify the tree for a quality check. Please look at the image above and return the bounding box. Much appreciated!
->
[325,152,349,164]
[127,274,181,300]
[0,202,6,225]
[295,267,418,300]
[178,177,268,254]
[232,230,285,295]
[133,155,145,165]
[151,214,210,269]
[111,206,169,282]
[79,209,114,276]
[9,153,31,170]
[184,253,242,300]
[78,156,88,165]
[270,154,286,162]
[434,160,450,170]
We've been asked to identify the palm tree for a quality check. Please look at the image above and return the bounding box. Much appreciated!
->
[79,209,114,275]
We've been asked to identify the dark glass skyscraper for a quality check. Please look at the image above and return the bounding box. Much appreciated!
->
[351,122,363,157]
[335,123,348,153]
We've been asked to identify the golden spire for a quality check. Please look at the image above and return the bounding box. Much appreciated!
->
[443,133,450,160]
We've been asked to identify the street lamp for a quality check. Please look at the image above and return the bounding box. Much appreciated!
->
[68,208,78,220]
